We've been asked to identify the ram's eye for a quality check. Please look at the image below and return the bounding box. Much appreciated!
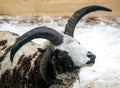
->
[58,52,68,58]
[54,49,68,59]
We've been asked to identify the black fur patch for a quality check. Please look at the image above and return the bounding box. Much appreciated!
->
[53,49,79,73]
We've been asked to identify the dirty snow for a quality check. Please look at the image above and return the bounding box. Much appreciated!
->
[0,16,120,88]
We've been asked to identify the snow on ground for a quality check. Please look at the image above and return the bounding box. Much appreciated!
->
[0,16,120,88]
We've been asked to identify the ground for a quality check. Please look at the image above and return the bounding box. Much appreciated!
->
[0,16,120,88]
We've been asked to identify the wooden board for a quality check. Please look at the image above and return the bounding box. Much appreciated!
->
[0,0,119,17]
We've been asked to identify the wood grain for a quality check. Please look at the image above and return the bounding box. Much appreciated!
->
[0,0,119,17]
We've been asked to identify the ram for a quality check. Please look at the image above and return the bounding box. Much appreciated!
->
[0,5,111,88]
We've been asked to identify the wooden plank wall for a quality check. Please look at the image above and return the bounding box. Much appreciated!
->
[0,0,119,17]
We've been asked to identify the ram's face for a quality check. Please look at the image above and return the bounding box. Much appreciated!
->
[53,35,96,73]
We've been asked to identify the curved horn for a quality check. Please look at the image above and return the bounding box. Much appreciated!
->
[10,26,63,62]
[40,48,62,84]
[64,5,112,37]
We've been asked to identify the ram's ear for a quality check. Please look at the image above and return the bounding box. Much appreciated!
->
[37,48,46,54]
[40,48,63,85]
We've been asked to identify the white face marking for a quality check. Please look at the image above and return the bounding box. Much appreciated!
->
[54,34,90,67]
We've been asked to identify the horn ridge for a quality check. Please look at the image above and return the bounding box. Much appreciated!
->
[10,26,63,62]
[64,5,112,37]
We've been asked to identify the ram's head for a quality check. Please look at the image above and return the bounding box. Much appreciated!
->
[10,5,111,85]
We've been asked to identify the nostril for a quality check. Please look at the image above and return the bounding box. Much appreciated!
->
[87,52,92,58]
[86,52,96,64]
[87,52,96,60]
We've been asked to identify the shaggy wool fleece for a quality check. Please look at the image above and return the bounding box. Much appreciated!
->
[0,31,79,88]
